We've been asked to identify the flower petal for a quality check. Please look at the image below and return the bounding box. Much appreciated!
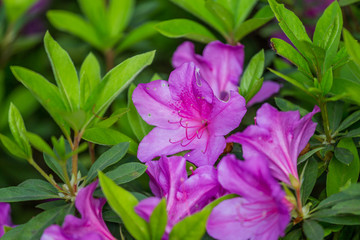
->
[209,91,246,136]
[0,203,13,237]
[172,41,208,69]
[133,80,179,129]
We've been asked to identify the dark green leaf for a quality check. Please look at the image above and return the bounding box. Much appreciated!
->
[326,139,360,196]
[334,147,354,165]
[99,172,150,240]
[300,158,318,204]
[155,19,217,44]
[106,162,147,185]
[86,142,129,183]
[275,97,309,117]
[149,199,167,240]
[332,199,360,215]
[339,0,360,6]
[336,110,360,133]
[303,220,324,240]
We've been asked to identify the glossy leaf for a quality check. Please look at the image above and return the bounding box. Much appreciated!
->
[105,162,147,185]
[343,29,360,68]
[99,172,150,240]
[80,53,101,108]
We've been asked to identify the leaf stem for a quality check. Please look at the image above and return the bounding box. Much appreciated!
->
[104,48,115,71]
[28,158,62,191]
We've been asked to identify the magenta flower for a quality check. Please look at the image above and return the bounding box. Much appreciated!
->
[207,154,291,240]
[133,62,246,166]
[41,181,115,240]
[227,103,320,185]
[135,156,223,238]
[173,41,244,101]
[0,202,13,237]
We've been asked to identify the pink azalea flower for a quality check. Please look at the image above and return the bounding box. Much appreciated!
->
[227,103,320,185]
[41,181,115,240]
[0,202,13,237]
[133,62,246,166]
[135,156,223,238]
[207,154,291,240]
[172,41,281,103]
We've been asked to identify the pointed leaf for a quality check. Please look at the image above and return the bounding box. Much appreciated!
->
[149,199,167,240]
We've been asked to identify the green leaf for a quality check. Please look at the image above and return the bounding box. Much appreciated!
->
[270,38,312,77]
[3,0,37,22]
[332,199,360,215]
[149,199,167,240]
[78,0,107,36]
[235,5,274,41]
[169,194,235,240]
[8,103,31,158]
[95,108,129,128]
[99,172,150,240]
[47,10,102,49]
[44,153,66,183]
[127,84,153,142]
[315,2,343,71]
[269,68,308,93]
[10,66,70,136]
[303,220,324,240]
[0,179,58,202]
[155,19,217,44]
[300,158,318,204]
[339,0,360,6]
[170,0,227,36]
[86,142,129,183]
[116,21,158,53]
[268,0,312,56]
[298,147,325,165]
[336,110,360,133]
[240,49,264,102]
[326,138,360,196]
[82,127,138,155]
[334,147,354,165]
[44,32,80,111]
[316,183,360,210]
[80,53,101,108]
[106,162,147,185]
[26,132,56,159]
[0,134,27,159]
[234,0,258,27]
[2,205,73,240]
[320,67,333,95]
[107,0,134,36]
[275,97,309,117]
[205,0,234,32]
[84,51,155,128]
[331,77,360,105]
[343,29,360,68]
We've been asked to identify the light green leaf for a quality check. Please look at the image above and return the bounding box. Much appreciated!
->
[84,51,155,128]
[86,142,129,183]
[270,38,312,77]
[234,0,258,27]
[170,0,227,36]
[44,32,80,111]
[26,132,56,159]
[117,21,158,53]
[149,199,167,240]
[268,0,312,56]
[268,68,309,93]
[3,0,37,22]
[99,172,150,240]
[155,19,217,44]
[343,28,360,68]
[235,5,274,41]
[240,50,264,102]
[107,0,134,36]
[8,103,31,158]
[80,53,101,108]
[326,138,360,196]
[47,10,102,49]
[78,0,107,36]
[82,127,138,155]
[0,134,27,159]
[205,0,234,32]
[320,67,333,95]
